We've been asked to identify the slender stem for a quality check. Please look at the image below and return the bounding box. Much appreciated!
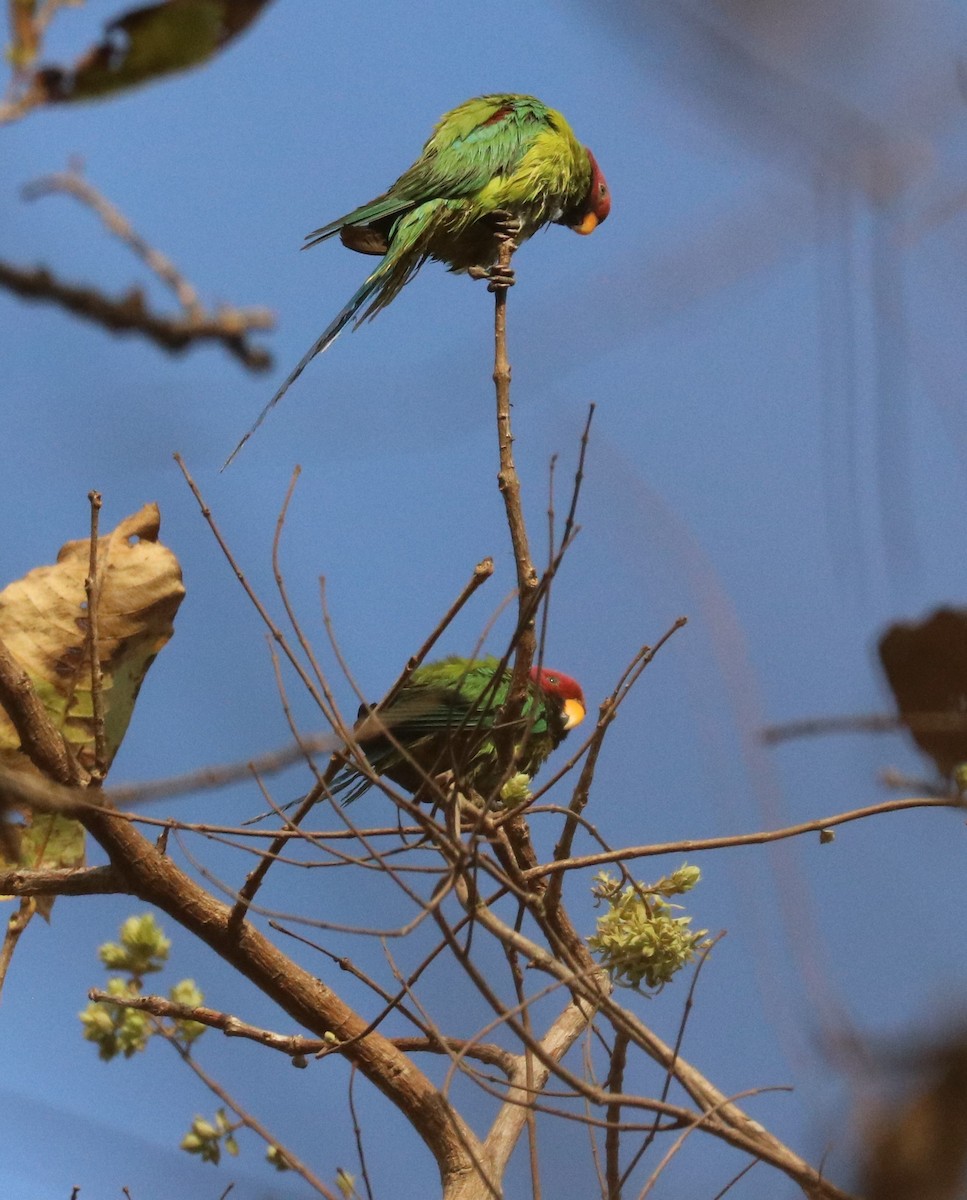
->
[605,1032,629,1198]
[24,166,204,315]
[491,232,538,716]
[85,490,106,780]
[157,1026,338,1199]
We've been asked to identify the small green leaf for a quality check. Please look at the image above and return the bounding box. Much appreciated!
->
[267,1145,292,1172]
[336,1168,358,1198]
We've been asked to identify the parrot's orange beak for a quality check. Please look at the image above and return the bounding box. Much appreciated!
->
[572,211,599,236]
[563,697,586,730]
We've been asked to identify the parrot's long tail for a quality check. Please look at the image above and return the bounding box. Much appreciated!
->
[221,272,382,469]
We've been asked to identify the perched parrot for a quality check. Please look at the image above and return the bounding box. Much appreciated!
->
[225,93,610,465]
[332,655,587,805]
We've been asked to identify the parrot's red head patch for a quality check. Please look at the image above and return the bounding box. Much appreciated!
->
[530,666,587,730]
[572,149,610,235]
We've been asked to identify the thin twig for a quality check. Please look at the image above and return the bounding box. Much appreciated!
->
[24,165,204,314]
[84,490,106,780]
[710,1157,761,1198]
[635,1088,788,1200]
[620,933,726,1189]
[761,712,935,743]
[153,1022,339,1199]
[0,899,33,1000]
[545,624,687,915]
[605,1032,629,1199]
[88,989,325,1060]
[490,228,538,727]
[347,1067,375,1200]
[381,556,495,711]
[527,794,961,881]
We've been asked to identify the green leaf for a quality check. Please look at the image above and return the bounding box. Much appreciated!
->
[31,0,274,104]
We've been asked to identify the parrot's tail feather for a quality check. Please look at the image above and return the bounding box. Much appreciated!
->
[221,273,382,470]
[303,195,414,251]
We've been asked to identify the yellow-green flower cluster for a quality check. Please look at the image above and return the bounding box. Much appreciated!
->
[587,865,709,990]
[182,1109,238,1165]
[79,913,206,1060]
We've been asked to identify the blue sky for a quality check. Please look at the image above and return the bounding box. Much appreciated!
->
[3,1,967,1196]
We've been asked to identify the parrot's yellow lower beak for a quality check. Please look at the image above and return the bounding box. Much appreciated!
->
[572,212,599,236]
[563,697,586,730]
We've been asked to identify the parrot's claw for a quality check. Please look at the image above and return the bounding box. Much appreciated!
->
[468,263,517,291]
[491,211,523,241]
[486,265,516,292]
[469,211,521,290]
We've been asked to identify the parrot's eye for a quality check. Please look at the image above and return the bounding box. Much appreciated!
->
[599,184,608,197]
[546,675,559,685]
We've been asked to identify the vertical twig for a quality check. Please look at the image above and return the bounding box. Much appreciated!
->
[619,932,725,1191]
[8,0,38,65]
[491,232,539,712]
[85,490,106,781]
[605,1032,629,1199]
[506,903,542,1200]
[348,1065,376,1200]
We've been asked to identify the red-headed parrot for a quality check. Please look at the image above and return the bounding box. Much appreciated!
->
[333,655,586,804]
[225,94,610,464]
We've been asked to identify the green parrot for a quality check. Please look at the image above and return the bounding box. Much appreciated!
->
[333,655,587,805]
[225,93,610,464]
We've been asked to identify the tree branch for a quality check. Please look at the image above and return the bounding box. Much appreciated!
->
[0,864,124,896]
[0,259,272,368]
[0,634,85,786]
[527,795,959,880]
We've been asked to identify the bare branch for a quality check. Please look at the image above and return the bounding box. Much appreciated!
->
[88,989,326,1060]
[490,229,538,725]
[605,1032,629,1199]
[0,259,273,369]
[84,489,106,780]
[0,635,86,786]
[151,1019,339,1200]
[0,864,124,897]
[527,795,959,881]
[23,165,204,314]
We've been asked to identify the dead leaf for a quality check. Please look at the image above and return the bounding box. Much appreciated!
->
[878,608,967,780]
[0,503,185,880]
[864,1030,967,1200]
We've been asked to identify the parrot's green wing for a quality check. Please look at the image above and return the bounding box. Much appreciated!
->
[331,657,560,804]
[304,96,551,248]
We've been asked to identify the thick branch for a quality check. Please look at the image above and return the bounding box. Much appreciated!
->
[485,996,594,1176]
[0,864,124,896]
[78,804,482,1184]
